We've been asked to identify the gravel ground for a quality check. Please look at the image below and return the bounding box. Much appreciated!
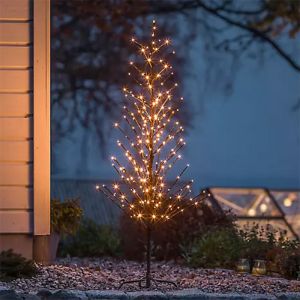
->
[2,258,300,295]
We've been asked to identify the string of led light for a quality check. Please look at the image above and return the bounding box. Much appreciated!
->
[97,20,207,223]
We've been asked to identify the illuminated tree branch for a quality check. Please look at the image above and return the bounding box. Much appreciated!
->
[97,21,206,224]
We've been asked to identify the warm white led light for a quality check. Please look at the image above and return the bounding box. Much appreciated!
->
[96,21,198,223]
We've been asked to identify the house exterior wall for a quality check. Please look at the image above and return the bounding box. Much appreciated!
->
[0,0,50,259]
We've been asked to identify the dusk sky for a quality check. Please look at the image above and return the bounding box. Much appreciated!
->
[53,31,300,191]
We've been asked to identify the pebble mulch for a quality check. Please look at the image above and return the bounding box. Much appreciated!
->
[2,257,300,295]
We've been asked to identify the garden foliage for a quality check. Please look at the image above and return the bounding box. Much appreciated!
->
[119,201,235,261]
[51,198,83,236]
[184,223,300,279]
[0,249,37,281]
[59,219,121,257]
[182,228,241,269]
[56,201,300,279]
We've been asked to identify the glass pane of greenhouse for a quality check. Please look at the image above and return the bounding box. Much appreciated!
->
[210,188,299,239]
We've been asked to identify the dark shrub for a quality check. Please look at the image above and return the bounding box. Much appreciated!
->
[184,228,242,269]
[279,249,300,279]
[119,201,235,261]
[51,198,83,236]
[238,224,272,264]
[264,231,300,279]
[239,224,299,268]
[181,223,299,274]
[0,249,37,281]
[266,247,300,279]
[58,219,121,257]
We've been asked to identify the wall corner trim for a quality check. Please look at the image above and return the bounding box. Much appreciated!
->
[33,0,51,235]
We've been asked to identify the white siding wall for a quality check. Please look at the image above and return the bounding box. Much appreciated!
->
[0,0,33,233]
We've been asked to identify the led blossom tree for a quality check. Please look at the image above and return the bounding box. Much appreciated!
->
[97,20,205,288]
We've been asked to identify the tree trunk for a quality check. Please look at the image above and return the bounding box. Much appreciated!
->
[145,223,151,288]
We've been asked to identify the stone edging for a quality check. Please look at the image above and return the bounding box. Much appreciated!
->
[1,288,300,300]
